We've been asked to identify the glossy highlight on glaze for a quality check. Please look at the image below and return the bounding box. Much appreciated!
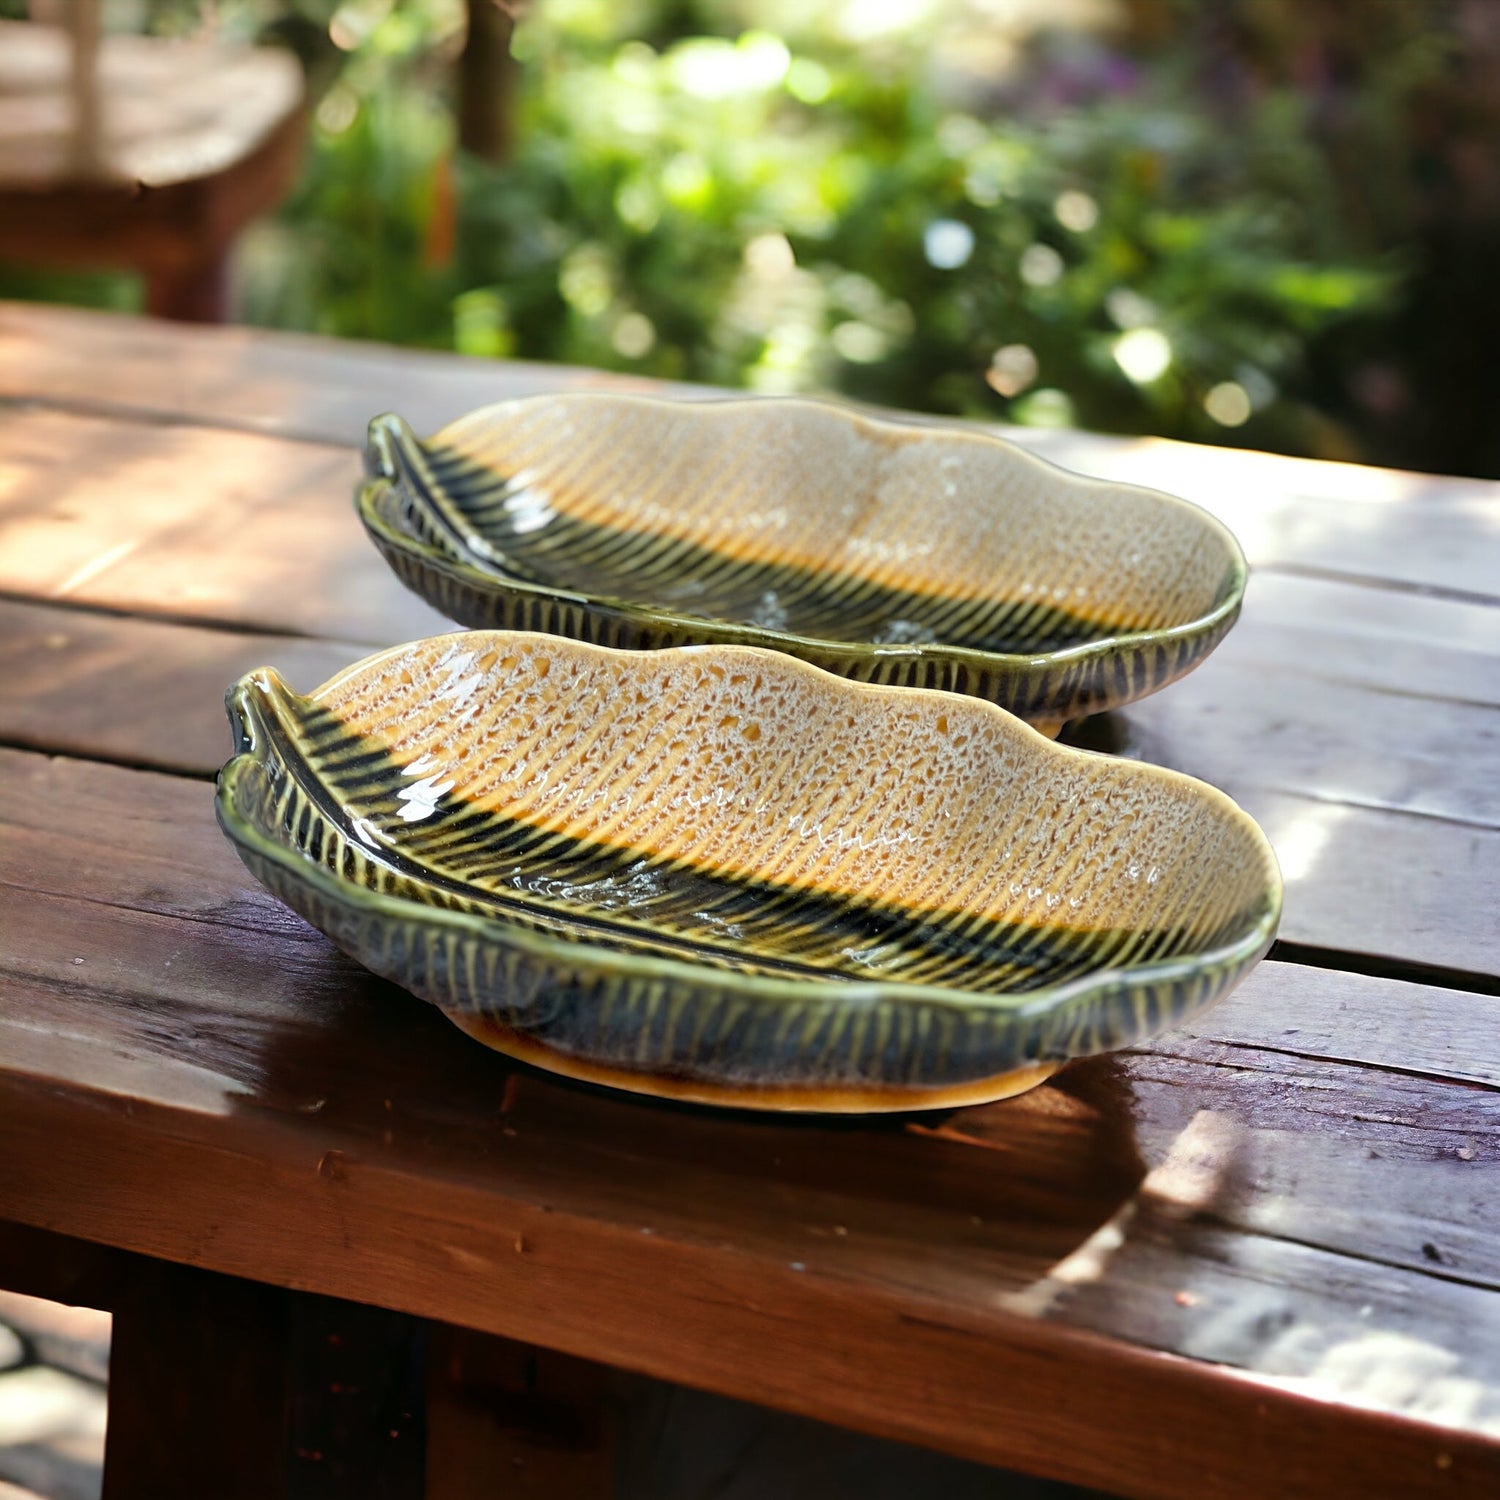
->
[357,395,1247,730]
[216,632,1281,1112]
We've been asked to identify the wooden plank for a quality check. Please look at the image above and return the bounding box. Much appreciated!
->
[4,400,1497,696]
[1081,571,1500,977]
[2,303,1497,601]
[1237,788,1497,977]
[1177,960,1499,1086]
[3,1008,1497,1500]
[6,572,1498,821]
[1229,571,1500,704]
[1120,1037,1500,1286]
[2,401,1497,691]
[0,597,365,773]
[0,407,450,644]
[1040,1213,1500,1431]
[280,1290,427,1500]
[0,301,706,445]
[4,579,1496,979]
[1020,424,1500,604]
[7,725,1490,1101]
[1119,573,1500,831]
[0,749,1497,1499]
[30,751,1488,1301]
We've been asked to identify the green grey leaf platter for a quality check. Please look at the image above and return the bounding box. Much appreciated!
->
[357,394,1247,734]
[216,632,1282,1112]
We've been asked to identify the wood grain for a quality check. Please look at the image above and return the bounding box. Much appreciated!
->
[1237,788,1498,977]
[0,748,1496,1498]
[1,302,1497,600]
[11,564,1495,776]
[1171,960,1499,1087]
[1122,573,1500,829]
[5,399,1493,699]
[0,300,708,443]
[1019,424,1500,604]
[3,580,1496,980]
[0,597,365,772]
[0,407,452,643]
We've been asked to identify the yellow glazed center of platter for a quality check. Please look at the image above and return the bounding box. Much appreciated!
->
[315,634,1273,946]
[435,396,1236,633]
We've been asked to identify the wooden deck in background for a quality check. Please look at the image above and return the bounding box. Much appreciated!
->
[0,303,1496,1499]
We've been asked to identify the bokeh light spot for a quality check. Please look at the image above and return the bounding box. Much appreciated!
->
[1019,243,1064,287]
[1113,327,1173,384]
[612,312,656,359]
[1204,381,1252,426]
[1054,190,1099,232]
[925,219,976,269]
[986,343,1038,397]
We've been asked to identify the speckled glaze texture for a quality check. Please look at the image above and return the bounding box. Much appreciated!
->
[216,632,1281,1111]
[357,395,1247,731]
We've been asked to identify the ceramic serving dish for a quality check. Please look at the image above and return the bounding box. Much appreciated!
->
[357,395,1247,732]
[217,632,1281,1112]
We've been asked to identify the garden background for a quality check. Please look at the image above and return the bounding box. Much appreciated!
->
[5,0,1498,479]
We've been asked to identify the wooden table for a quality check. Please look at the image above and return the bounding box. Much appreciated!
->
[0,302,1496,1499]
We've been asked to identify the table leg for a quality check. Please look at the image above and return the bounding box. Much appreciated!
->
[0,1224,614,1498]
[144,248,232,323]
[0,1221,119,1308]
[101,1259,425,1500]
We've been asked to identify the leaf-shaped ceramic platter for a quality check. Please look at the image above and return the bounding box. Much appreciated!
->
[358,395,1247,732]
[217,632,1281,1112]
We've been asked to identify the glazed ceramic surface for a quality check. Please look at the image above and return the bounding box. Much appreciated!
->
[217,633,1281,1111]
[357,395,1247,730]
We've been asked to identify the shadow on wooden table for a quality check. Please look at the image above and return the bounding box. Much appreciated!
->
[229,951,1147,1496]
[234,950,1150,1303]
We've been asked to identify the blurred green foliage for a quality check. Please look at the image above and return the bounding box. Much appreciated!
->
[5,0,1472,463]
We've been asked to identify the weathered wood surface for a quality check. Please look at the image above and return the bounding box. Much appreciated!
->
[1,746,1497,1498]
[3,568,1495,977]
[0,597,362,773]
[1,303,1498,1498]
[0,407,446,642]
[2,303,1497,601]
[0,301,706,443]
